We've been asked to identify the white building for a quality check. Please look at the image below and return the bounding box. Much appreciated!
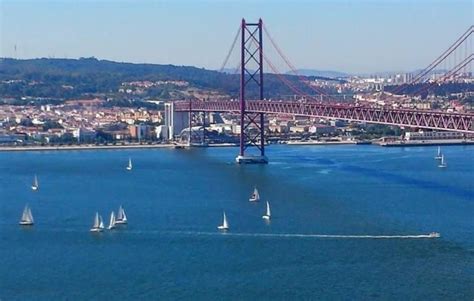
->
[155,125,169,140]
[73,127,96,142]
[164,102,189,140]
[404,131,464,141]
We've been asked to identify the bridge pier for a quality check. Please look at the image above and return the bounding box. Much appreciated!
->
[235,18,268,164]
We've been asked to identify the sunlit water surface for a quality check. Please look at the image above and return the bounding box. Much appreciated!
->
[0,145,473,300]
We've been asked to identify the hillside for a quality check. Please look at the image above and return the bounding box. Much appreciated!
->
[286,69,349,78]
[0,58,339,101]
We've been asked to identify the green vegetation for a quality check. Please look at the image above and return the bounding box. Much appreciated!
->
[350,124,403,139]
[103,99,163,110]
[0,58,337,102]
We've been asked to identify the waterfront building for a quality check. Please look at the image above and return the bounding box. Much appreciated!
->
[309,125,336,135]
[72,127,96,143]
[164,102,189,140]
[129,124,152,140]
[155,125,169,140]
[404,131,465,141]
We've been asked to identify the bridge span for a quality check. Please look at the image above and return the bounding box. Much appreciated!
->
[173,20,473,163]
[174,100,474,134]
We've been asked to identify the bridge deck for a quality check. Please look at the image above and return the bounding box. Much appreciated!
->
[174,100,474,134]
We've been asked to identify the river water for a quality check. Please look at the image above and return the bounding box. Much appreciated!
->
[0,145,472,300]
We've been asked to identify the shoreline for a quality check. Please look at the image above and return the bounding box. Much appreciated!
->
[0,143,176,152]
[377,139,474,147]
[284,140,358,146]
[0,139,472,152]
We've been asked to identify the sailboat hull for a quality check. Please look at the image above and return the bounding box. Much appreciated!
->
[90,228,103,232]
[249,198,259,202]
[217,226,229,230]
[19,221,34,226]
[31,186,38,191]
[115,220,127,224]
[262,215,270,220]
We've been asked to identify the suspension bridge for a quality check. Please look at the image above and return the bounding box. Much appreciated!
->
[173,19,474,163]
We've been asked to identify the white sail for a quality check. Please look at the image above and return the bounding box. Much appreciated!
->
[439,154,447,168]
[108,211,116,229]
[99,215,104,229]
[27,207,34,223]
[262,201,271,220]
[218,211,229,230]
[90,212,104,232]
[435,147,442,159]
[31,174,39,190]
[222,212,228,228]
[122,209,127,222]
[116,205,128,224]
[93,212,100,228]
[21,206,29,221]
[249,187,260,202]
[20,204,34,225]
[126,158,133,170]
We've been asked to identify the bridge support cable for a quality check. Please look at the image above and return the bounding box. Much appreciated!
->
[409,26,472,82]
[263,25,336,101]
[393,25,473,94]
[410,54,473,96]
[246,34,320,102]
[262,52,319,102]
[219,26,242,73]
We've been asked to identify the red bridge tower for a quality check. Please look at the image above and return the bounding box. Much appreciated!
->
[235,18,268,164]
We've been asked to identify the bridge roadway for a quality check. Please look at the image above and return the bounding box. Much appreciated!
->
[175,100,474,134]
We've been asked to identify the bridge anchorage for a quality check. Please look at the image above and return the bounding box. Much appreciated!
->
[235,18,268,164]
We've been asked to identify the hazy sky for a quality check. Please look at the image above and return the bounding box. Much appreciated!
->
[0,0,472,74]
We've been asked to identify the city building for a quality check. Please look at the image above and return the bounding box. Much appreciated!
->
[309,125,336,135]
[129,124,152,140]
[73,127,96,142]
[164,102,189,140]
[404,131,464,141]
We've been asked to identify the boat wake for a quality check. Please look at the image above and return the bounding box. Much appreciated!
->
[38,228,440,240]
[168,231,441,240]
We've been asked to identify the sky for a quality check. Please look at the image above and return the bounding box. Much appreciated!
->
[0,0,472,74]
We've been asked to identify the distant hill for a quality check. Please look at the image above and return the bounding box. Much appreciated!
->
[222,68,344,82]
[0,58,339,101]
[286,69,350,79]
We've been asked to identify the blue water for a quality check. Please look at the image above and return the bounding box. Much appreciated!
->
[0,145,473,300]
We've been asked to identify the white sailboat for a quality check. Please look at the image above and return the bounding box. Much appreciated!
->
[435,146,442,160]
[115,205,128,224]
[438,154,447,168]
[249,187,260,202]
[90,212,104,232]
[31,174,39,191]
[262,201,271,220]
[126,158,133,171]
[217,211,229,230]
[108,211,116,230]
[19,204,34,226]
